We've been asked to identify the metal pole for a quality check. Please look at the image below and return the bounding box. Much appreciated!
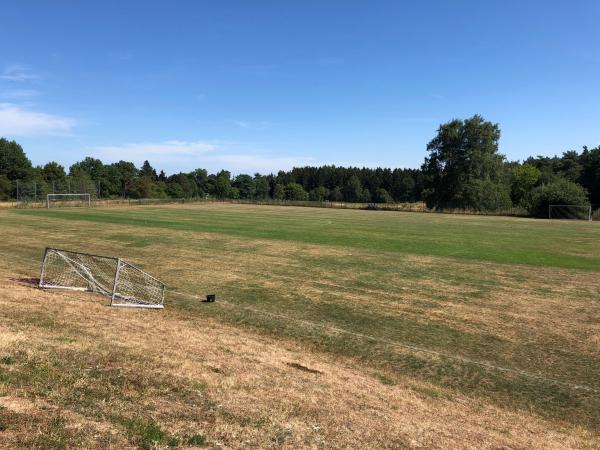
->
[16,180,19,202]
[111,259,122,306]
[39,248,50,287]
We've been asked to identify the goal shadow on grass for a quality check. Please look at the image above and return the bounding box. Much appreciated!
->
[12,277,40,286]
[10,277,113,307]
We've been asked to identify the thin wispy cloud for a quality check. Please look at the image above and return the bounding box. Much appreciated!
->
[95,140,217,161]
[204,153,315,174]
[232,120,272,130]
[0,103,75,136]
[1,64,40,82]
[92,139,313,174]
[0,89,39,99]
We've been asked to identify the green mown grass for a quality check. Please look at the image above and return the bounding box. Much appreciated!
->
[14,204,600,270]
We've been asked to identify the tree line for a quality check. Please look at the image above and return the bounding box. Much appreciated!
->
[421,116,598,216]
[1,115,598,217]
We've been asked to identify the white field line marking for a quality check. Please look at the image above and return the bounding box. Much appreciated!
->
[1,249,599,395]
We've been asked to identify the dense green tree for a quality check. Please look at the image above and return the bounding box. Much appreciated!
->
[393,173,416,202]
[524,178,589,217]
[167,173,198,198]
[229,187,241,199]
[422,115,506,210]
[361,188,372,202]
[166,181,184,198]
[41,162,67,183]
[510,164,541,205]
[254,174,270,199]
[107,161,138,197]
[153,181,168,198]
[559,150,583,183]
[374,188,393,203]
[469,178,513,211]
[191,168,209,195]
[580,146,600,207]
[70,157,105,180]
[0,138,32,180]
[70,166,97,195]
[342,175,363,202]
[309,186,329,201]
[232,174,256,199]
[133,176,156,198]
[139,160,158,180]
[272,183,285,200]
[285,182,309,201]
[329,186,343,201]
[69,157,109,196]
[213,170,232,198]
[0,175,12,200]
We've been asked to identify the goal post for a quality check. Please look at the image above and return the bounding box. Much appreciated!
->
[110,259,166,309]
[47,193,91,208]
[548,204,592,221]
[39,248,165,308]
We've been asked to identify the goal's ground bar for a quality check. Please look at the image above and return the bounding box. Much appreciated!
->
[110,303,164,309]
[39,285,89,291]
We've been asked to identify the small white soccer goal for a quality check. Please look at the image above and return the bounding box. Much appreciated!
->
[39,248,165,308]
[548,204,592,221]
[47,193,91,208]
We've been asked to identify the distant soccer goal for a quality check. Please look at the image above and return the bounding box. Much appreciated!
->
[39,248,165,308]
[47,193,91,208]
[548,204,592,221]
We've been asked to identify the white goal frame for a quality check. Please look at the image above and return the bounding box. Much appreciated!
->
[39,247,165,309]
[47,193,91,208]
[548,204,592,221]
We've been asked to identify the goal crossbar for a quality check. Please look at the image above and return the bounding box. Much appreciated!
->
[39,247,165,308]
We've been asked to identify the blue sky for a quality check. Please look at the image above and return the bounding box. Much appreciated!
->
[1,1,599,174]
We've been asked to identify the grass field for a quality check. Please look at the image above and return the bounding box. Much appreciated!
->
[1,203,599,448]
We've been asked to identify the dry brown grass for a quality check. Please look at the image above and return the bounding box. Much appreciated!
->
[0,267,598,449]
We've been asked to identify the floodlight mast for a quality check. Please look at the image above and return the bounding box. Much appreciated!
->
[47,193,91,208]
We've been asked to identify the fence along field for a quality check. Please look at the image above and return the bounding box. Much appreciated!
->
[1,202,599,447]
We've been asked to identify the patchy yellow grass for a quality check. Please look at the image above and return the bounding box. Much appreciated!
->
[0,270,598,449]
[1,204,600,447]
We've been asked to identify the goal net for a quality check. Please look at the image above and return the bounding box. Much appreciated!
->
[47,193,91,208]
[39,248,165,308]
[548,205,592,221]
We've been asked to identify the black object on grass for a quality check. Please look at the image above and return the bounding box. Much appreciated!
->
[203,294,216,303]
